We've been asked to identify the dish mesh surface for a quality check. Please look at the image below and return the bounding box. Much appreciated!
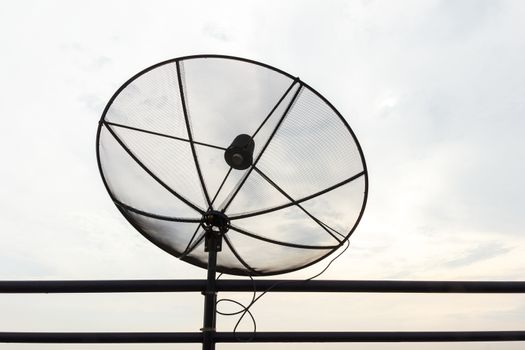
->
[97,55,368,275]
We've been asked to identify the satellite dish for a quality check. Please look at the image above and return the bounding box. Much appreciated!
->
[96,55,368,276]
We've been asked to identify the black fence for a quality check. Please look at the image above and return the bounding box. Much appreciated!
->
[1,279,525,345]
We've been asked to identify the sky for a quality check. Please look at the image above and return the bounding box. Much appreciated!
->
[0,0,525,349]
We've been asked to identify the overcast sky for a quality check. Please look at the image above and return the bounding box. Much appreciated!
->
[1,0,525,349]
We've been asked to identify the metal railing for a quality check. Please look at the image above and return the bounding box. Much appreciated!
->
[1,279,525,345]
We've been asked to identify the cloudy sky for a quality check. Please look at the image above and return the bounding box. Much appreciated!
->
[1,0,525,349]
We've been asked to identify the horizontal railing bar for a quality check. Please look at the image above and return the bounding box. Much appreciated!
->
[221,331,525,342]
[1,280,525,294]
[0,280,206,293]
[0,332,202,343]
[1,331,524,343]
[220,280,525,293]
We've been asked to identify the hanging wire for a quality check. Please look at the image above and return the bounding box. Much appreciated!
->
[216,273,258,341]
[216,239,351,341]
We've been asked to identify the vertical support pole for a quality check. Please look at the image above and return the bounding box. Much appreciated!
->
[202,232,219,350]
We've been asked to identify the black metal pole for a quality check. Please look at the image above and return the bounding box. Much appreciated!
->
[0,332,203,343]
[1,331,525,343]
[2,280,525,294]
[216,331,525,343]
[202,232,219,350]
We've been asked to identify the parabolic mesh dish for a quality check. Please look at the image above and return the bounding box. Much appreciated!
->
[96,55,368,276]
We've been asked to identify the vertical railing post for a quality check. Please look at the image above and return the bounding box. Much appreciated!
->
[202,230,220,350]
